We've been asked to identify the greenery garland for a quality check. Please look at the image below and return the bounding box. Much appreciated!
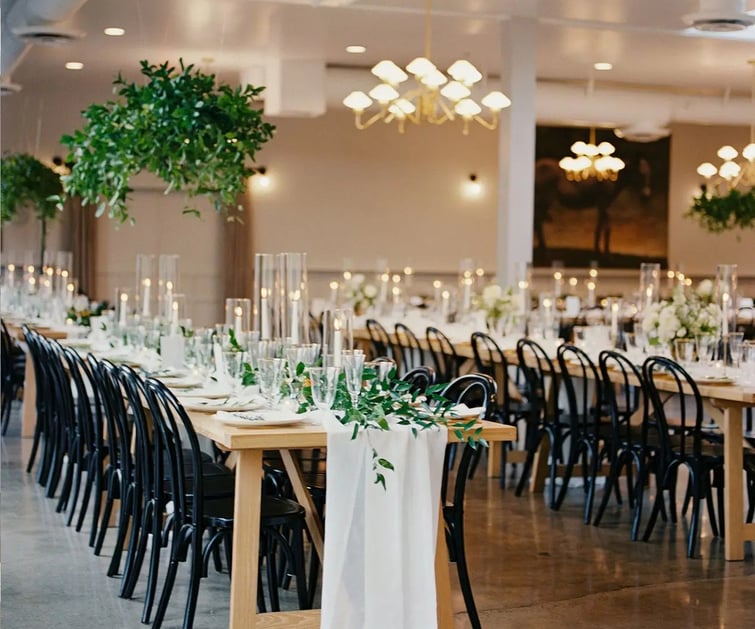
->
[59,60,275,224]
[687,188,755,233]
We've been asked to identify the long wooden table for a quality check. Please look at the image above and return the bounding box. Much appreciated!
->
[358,326,755,560]
[188,412,516,628]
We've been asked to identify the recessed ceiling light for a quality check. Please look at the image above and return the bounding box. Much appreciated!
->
[65,61,84,70]
[104,27,126,37]
[593,62,613,71]
[346,45,366,54]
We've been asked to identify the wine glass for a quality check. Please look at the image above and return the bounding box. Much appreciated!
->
[341,350,365,409]
[259,357,286,406]
[308,366,340,412]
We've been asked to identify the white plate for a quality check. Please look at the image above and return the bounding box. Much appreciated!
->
[59,338,92,349]
[183,398,264,413]
[177,385,233,399]
[696,376,735,385]
[448,404,485,419]
[213,410,310,428]
[161,375,204,389]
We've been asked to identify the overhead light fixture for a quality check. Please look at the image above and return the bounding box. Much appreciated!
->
[559,128,626,181]
[696,60,755,192]
[346,45,366,54]
[65,61,84,70]
[342,0,510,134]
[104,27,126,36]
[593,62,613,71]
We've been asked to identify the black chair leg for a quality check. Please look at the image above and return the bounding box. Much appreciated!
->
[451,518,481,629]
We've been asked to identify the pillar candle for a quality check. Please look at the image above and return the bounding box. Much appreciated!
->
[290,292,300,345]
[329,281,339,304]
[142,279,151,317]
[234,306,243,336]
[119,293,128,327]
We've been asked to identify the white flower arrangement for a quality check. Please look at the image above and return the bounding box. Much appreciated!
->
[476,284,522,333]
[343,273,379,315]
[641,282,721,345]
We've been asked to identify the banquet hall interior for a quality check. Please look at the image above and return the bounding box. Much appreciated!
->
[1,0,755,628]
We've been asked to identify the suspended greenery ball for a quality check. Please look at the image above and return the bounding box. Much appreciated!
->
[0,153,62,223]
[687,188,755,233]
[59,59,276,224]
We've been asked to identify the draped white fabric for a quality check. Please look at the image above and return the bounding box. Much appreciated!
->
[319,411,448,629]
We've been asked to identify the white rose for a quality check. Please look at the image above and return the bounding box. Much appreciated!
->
[362,283,378,299]
[696,279,713,298]
[352,273,366,285]
[482,284,502,303]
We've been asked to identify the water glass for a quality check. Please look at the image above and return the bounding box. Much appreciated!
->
[367,358,395,382]
[308,366,340,411]
[724,332,745,369]
[742,342,755,385]
[342,350,365,409]
[223,350,244,383]
[673,338,696,370]
[695,334,717,368]
[259,357,286,405]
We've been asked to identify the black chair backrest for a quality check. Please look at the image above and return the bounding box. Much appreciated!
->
[556,344,603,433]
[440,374,497,508]
[98,360,135,482]
[400,366,436,394]
[118,365,156,496]
[515,338,557,422]
[642,356,704,459]
[394,323,422,373]
[426,327,459,384]
[471,331,520,416]
[143,378,205,525]
[598,350,645,447]
[365,319,392,360]
[22,326,50,417]
[61,347,101,454]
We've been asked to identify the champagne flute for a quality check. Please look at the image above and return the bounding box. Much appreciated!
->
[342,350,365,409]
[308,366,340,412]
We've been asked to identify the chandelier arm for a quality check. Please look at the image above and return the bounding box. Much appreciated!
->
[472,114,499,131]
[355,109,389,130]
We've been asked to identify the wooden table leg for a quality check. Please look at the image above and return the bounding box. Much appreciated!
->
[530,435,550,494]
[279,449,324,560]
[722,404,745,561]
[486,441,502,478]
[21,349,36,438]
[230,449,263,628]
[435,507,454,629]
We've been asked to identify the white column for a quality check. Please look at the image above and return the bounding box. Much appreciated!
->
[496,17,537,286]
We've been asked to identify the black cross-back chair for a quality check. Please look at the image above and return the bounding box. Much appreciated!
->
[365,318,392,360]
[23,327,56,483]
[426,326,460,385]
[514,338,565,507]
[393,322,423,375]
[440,373,497,629]
[470,331,531,487]
[554,344,608,523]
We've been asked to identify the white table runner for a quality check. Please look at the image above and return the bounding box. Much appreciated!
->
[320,412,448,629]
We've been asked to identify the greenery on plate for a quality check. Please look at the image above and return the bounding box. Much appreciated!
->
[58,59,275,224]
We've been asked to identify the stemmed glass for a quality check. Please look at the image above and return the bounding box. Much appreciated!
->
[342,350,365,410]
[258,357,286,406]
[308,366,340,412]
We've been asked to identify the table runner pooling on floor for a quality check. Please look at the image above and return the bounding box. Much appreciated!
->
[319,411,448,629]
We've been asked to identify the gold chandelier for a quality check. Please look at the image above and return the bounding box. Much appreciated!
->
[696,60,755,194]
[342,0,511,135]
[558,128,626,181]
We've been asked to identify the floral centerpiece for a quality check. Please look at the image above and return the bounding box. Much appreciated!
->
[66,297,107,327]
[641,282,720,346]
[476,284,522,335]
[342,273,379,315]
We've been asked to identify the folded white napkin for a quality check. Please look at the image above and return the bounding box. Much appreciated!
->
[320,412,447,629]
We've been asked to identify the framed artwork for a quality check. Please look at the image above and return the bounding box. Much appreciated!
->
[533,125,670,268]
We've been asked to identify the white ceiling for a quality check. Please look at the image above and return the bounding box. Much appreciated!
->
[4,0,755,100]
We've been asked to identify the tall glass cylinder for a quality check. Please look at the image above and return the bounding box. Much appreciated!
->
[225,298,252,337]
[254,253,276,340]
[639,262,660,312]
[278,252,309,344]
[552,261,564,298]
[168,293,186,334]
[716,264,738,337]
[158,254,180,321]
[135,254,156,318]
[322,308,354,367]
[515,261,532,318]
[55,251,73,296]
[459,258,475,316]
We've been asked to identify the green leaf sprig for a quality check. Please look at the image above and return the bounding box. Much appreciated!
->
[687,188,755,233]
[59,59,275,223]
[1,153,62,223]
[301,365,488,489]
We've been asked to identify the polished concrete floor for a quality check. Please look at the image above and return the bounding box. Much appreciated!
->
[2,402,754,628]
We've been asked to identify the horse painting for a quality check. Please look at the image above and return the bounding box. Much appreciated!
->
[532,127,669,268]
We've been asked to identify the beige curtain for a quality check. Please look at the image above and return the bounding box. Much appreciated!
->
[222,192,254,299]
[69,197,96,298]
